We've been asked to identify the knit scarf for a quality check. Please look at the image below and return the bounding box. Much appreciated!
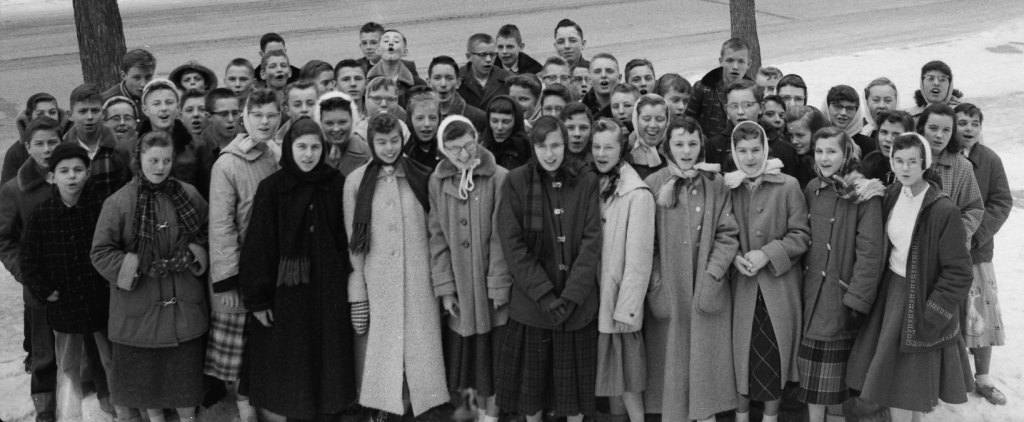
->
[523,160,581,233]
[129,175,203,272]
[597,162,623,202]
[811,135,874,203]
[656,161,721,208]
[349,156,431,255]
[275,118,340,286]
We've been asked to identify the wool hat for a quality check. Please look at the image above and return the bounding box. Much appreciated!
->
[48,142,91,169]
[141,78,180,103]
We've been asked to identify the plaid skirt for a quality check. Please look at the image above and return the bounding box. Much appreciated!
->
[748,288,782,402]
[443,324,505,397]
[204,311,247,382]
[796,337,855,405]
[495,319,598,417]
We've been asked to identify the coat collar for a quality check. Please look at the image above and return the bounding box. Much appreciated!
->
[614,163,649,197]
[17,158,49,193]
[367,61,415,87]
[458,63,512,87]
[62,124,119,150]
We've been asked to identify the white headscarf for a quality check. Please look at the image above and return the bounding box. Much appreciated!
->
[724,121,784,189]
[437,115,481,200]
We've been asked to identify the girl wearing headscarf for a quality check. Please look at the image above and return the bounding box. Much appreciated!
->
[626,94,669,180]
[642,117,739,422]
[589,118,655,422]
[797,127,885,422]
[821,85,875,157]
[846,133,974,421]
[495,116,602,422]
[428,115,511,422]
[239,117,356,421]
[725,121,809,422]
[344,114,448,420]
[205,88,281,422]
[909,60,963,118]
[859,77,898,138]
[313,91,371,176]
[91,131,209,422]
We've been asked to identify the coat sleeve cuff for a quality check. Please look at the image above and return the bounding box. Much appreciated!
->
[612,307,641,327]
[842,292,871,315]
[706,265,726,282]
[763,242,792,275]
[432,274,457,298]
[487,275,513,301]
[212,275,239,293]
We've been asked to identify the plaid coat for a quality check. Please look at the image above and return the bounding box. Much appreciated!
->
[62,125,131,199]
[21,185,109,333]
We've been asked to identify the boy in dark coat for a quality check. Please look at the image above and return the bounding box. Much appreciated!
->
[101,48,156,120]
[458,33,513,111]
[495,24,543,75]
[21,143,123,420]
[685,38,752,161]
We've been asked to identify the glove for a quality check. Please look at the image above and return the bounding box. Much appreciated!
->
[187,243,208,276]
[351,301,370,335]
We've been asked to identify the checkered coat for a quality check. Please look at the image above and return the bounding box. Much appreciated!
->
[21,185,109,333]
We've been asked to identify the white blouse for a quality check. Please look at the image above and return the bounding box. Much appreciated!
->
[887,185,929,277]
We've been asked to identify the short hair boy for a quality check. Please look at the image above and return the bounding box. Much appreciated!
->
[21,142,116,421]
[428,55,487,131]
[685,38,751,152]
[540,56,572,88]
[624,59,656,95]
[335,59,368,113]
[260,50,293,92]
[365,29,426,108]
[755,66,783,96]
[553,19,588,69]
[181,89,208,138]
[571,63,590,100]
[254,33,300,85]
[495,24,543,75]
[300,60,337,95]
[356,23,420,78]
[582,53,620,117]
[4,93,67,185]
[66,84,131,198]
[458,33,513,110]
[102,48,155,118]
[224,58,256,99]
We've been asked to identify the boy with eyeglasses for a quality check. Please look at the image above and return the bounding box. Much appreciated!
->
[539,56,573,88]
[197,88,243,190]
[459,33,513,111]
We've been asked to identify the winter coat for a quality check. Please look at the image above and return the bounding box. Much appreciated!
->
[404,139,442,170]
[21,184,109,333]
[597,164,655,333]
[356,57,419,80]
[428,149,512,336]
[497,163,602,331]
[966,143,1011,263]
[207,135,279,313]
[343,163,449,416]
[62,125,132,199]
[931,150,983,240]
[801,178,886,341]
[496,52,544,75]
[90,178,209,348]
[882,182,972,352]
[457,64,513,111]
[442,93,488,134]
[643,168,740,420]
[325,136,371,177]
[0,159,54,308]
[195,124,234,191]
[239,169,356,418]
[102,81,143,121]
[730,173,810,394]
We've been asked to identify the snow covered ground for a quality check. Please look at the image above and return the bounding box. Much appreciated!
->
[0,11,1022,422]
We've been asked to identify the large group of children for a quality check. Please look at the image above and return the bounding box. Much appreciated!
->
[0,16,1012,422]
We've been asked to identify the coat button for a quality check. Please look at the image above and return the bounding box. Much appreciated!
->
[695,206,701,212]
[758,207,764,213]
[692,190,698,195]
[755,231,763,237]
[308,225,314,233]
[309,204,314,210]
[460,218,468,226]
[462,241,471,248]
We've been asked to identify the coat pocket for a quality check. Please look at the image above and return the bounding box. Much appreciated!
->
[695,272,729,316]
[646,278,671,320]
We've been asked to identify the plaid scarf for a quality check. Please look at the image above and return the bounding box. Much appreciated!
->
[129,176,203,272]
[524,160,584,233]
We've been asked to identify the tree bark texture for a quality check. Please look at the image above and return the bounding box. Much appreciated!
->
[730,0,763,78]
[73,0,127,90]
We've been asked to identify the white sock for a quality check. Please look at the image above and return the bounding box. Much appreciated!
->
[479,416,499,422]
[734,411,750,422]
[976,373,992,386]
[762,414,778,422]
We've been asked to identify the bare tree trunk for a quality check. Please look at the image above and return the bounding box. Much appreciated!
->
[730,0,762,78]
[73,0,126,90]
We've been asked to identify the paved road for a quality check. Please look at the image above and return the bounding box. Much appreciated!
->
[0,0,1021,146]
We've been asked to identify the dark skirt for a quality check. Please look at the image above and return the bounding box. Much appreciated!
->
[495,319,598,417]
[846,271,973,412]
[796,337,854,405]
[111,337,205,409]
[748,288,783,402]
[443,324,505,397]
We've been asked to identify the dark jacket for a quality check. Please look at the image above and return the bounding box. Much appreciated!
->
[685,68,752,167]
[403,138,441,170]
[3,112,73,184]
[802,179,885,340]
[21,184,109,333]
[496,52,544,75]
[581,89,612,120]
[0,159,54,308]
[457,64,513,111]
[859,150,895,186]
[481,95,531,170]
[852,133,877,157]
[882,182,972,353]
[966,143,1011,263]
[497,162,602,330]
[62,125,132,199]
[443,93,488,134]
